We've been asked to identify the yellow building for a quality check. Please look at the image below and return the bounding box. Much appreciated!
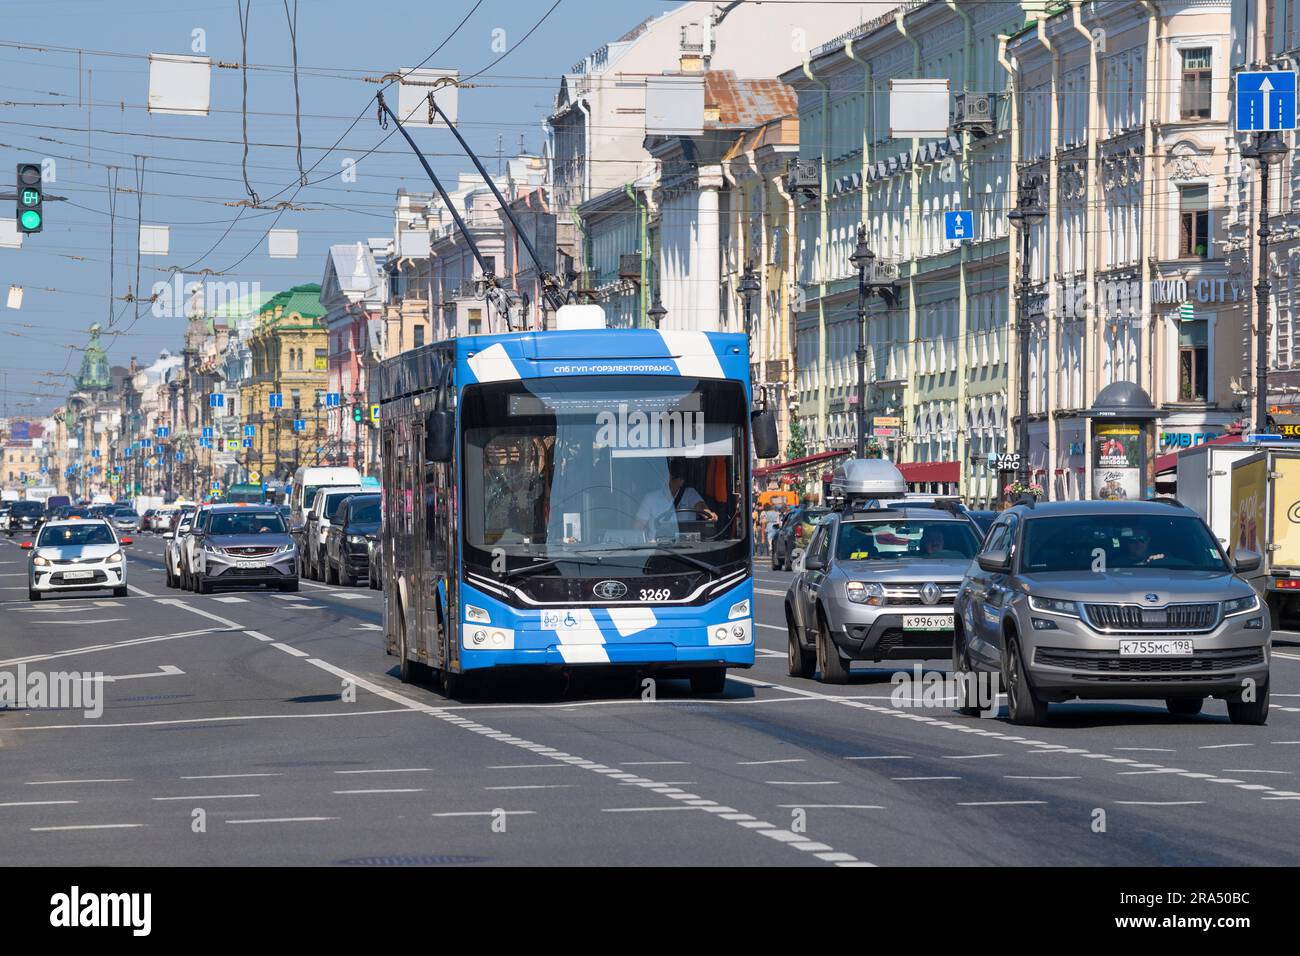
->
[241,283,329,482]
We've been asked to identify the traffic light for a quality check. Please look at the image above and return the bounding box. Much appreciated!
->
[16,163,42,233]
[352,405,363,424]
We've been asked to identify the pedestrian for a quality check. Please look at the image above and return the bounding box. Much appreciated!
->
[761,503,782,557]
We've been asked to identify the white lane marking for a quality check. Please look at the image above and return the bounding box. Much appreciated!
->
[737,758,805,765]
[211,596,248,603]
[153,598,243,629]
[891,776,961,782]
[32,618,127,626]
[600,806,708,813]
[764,780,840,785]
[432,810,536,818]
[487,764,574,770]
[25,778,131,785]
[755,588,785,597]
[484,784,576,791]
[1004,775,1081,781]
[8,708,413,732]
[0,800,80,807]
[333,768,434,775]
[1200,743,1254,749]
[181,773,283,780]
[127,584,155,597]
[271,643,309,658]
[958,801,1047,807]
[329,593,370,601]
[845,755,912,761]
[152,793,260,801]
[1272,651,1300,662]
[93,601,122,607]
[243,630,274,642]
[943,753,1004,760]
[620,761,689,766]
[31,823,144,832]
[226,817,339,825]
[776,804,883,810]
[1114,748,1176,753]
[81,665,184,683]
[1222,769,1292,775]
[352,623,383,631]
[305,658,441,714]
[332,788,426,795]
[273,594,308,602]
[1114,801,1205,806]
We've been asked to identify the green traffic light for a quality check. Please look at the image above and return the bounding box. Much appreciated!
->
[19,209,41,230]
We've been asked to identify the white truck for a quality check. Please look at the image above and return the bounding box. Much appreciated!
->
[1176,442,1262,550]
[1227,442,1300,629]
[1,489,19,503]
[24,485,56,505]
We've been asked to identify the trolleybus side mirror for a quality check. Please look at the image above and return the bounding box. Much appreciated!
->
[751,409,780,460]
[425,410,454,463]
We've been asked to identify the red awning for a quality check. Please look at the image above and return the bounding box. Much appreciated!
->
[1153,433,1242,475]
[754,449,850,478]
[895,460,960,484]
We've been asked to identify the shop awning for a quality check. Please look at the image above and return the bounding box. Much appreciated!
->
[754,449,851,478]
[896,460,960,484]
[1154,434,1242,475]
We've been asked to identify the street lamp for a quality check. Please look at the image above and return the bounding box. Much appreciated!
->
[737,261,760,340]
[849,226,877,459]
[648,291,667,330]
[1006,173,1046,491]
[1242,131,1290,434]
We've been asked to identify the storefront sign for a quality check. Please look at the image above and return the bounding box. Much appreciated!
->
[1159,431,1220,449]
[1093,423,1142,500]
[1150,277,1245,305]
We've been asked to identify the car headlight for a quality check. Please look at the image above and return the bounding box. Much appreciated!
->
[348,534,365,544]
[846,581,885,605]
[32,555,50,567]
[1027,595,1079,616]
[104,550,123,563]
[1222,594,1260,617]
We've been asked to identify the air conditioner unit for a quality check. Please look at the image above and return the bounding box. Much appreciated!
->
[618,253,642,281]
[953,91,996,135]
[786,158,821,197]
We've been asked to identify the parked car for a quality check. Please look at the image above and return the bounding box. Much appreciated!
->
[0,502,11,531]
[953,500,1271,726]
[324,493,380,586]
[772,506,829,571]
[163,511,194,588]
[25,518,131,600]
[188,504,298,593]
[300,486,361,580]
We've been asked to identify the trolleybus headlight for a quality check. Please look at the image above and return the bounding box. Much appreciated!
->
[729,599,750,619]
[715,627,727,641]
[465,604,490,624]
[492,631,505,645]
[472,630,487,645]
[731,624,746,640]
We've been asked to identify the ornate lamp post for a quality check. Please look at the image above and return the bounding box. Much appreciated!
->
[1006,173,1047,490]
[849,226,876,460]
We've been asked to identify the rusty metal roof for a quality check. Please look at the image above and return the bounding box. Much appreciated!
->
[704,71,797,130]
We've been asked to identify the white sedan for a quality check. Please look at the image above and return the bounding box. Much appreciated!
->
[25,519,131,600]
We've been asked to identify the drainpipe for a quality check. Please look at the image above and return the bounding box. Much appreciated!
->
[625,183,647,327]
[1138,0,1161,420]
[1036,12,1060,499]
[947,0,973,500]
[803,54,830,454]
[1071,0,1097,498]
[897,9,922,466]
[997,34,1020,501]
[575,98,593,205]
[774,168,798,453]
[721,161,744,335]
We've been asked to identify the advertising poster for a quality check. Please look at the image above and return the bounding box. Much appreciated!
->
[1093,423,1141,500]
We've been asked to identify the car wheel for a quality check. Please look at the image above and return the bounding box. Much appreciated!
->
[690,668,727,695]
[952,622,982,717]
[1227,678,1270,726]
[113,586,128,598]
[327,558,340,586]
[815,613,850,684]
[787,608,815,679]
[339,563,357,587]
[28,588,39,601]
[1165,697,1204,717]
[1002,634,1048,726]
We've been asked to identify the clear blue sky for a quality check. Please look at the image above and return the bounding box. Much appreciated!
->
[0,0,668,416]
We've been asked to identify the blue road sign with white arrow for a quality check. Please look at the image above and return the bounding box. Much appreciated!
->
[210,393,224,408]
[269,393,284,409]
[244,424,256,438]
[944,210,974,242]
[293,419,306,432]
[1237,70,1297,131]
[326,392,341,408]
[202,426,214,439]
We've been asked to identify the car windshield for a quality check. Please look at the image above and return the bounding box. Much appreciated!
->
[38,522,115,547]
[836,519,981,561]
[349,498,380,523]
[115,510,139,519]
[208,511,286,535]
[1021,513,1228,573]
[322,495,351,519]
[461,375,750,576]
[12,502,43,516]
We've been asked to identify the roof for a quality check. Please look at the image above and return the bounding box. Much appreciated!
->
[259,283,325,322]
[1009,500,1197,517]
[704,71,797,129]
[723,114,799,162]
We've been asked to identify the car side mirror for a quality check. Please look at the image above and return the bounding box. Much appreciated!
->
[162,531,174,540]
[1234,549,1262,574]
[803,553,825,571]
[306,511,317,523]
[977,548,1012,573]
[291,523,305,535]
[751,409,779,460]
[425,409,454,463]
[21,541,32,550]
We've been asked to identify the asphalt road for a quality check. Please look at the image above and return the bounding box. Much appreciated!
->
[2,533,1299,866]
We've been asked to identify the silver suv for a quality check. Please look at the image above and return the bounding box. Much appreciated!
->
[784,505,983,683]
[953,500,1270,726]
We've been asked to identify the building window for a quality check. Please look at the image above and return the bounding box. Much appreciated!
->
[1180,48,1212,120]
[314,348,327,371]
[291,389,301,411]
[413,324,425,348]
[468,308,482,336]
[1178,185,1209,258]
[1178,319,1209,401]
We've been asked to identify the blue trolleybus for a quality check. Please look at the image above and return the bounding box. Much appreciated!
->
[376,319,773,697]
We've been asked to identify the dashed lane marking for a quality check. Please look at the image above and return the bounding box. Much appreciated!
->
[226,817,338,825]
